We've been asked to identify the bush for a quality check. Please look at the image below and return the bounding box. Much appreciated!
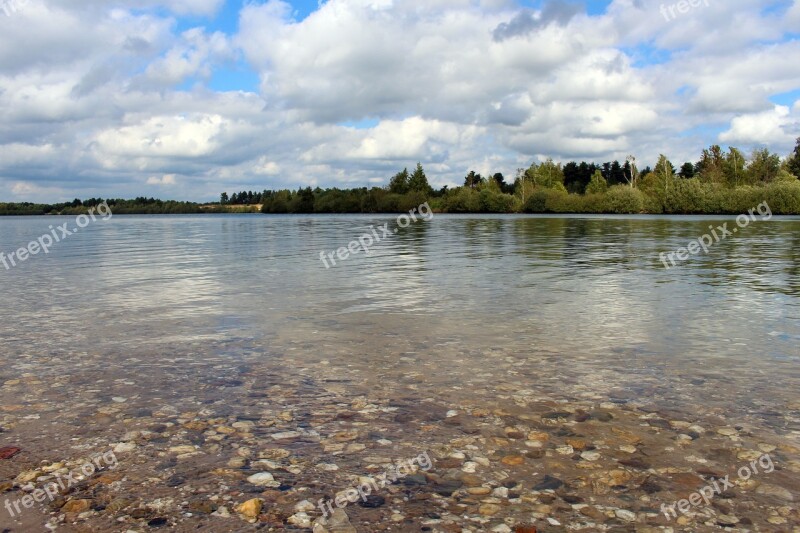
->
[763,181,800,214]
[605,185,645,214]
[442,187,481,213]
[478,189,517,212]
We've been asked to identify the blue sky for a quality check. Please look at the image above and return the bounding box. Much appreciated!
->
[0,0,797,201]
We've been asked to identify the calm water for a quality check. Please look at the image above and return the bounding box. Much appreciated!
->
[1,214,798,364]
[2,213,800,531]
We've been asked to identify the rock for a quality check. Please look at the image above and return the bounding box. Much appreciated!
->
[106,498,134,513]
[566,438,588,451]
[188,500,216,514]
[581,451,601,461]
[611,428,642,445]
[288,512,313,527]
[358,495,385,508]
[514,526,538,533]
[527,431,549,443]
[542,411,572,421]
[114,442,137,453]
[479,503,502,516]
[434,479,463,496]
[0,446,21,459]
[591,411,613,422]
[295,500,316,513]
[614,509,636,522]
[169,445,196,454]
[436,458,464,468]
[534,475,564,491]
[147,518,168,528]
[460,473,483,487]
[618,457,650,470]
[501,455,525,466]
[62,499,92,513]
[313,508,356,533]
[236,498,263,519]
[271,431,301,440]
[717,514,739,526]
[247,472,280,487]
[755,484,794,501]
[403,473,427,486]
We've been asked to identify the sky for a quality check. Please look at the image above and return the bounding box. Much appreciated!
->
[0,0,798,202]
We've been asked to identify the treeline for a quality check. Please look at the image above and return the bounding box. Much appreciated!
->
[4,140,800,216]
[251,140,800,215]
[0,197,214,216]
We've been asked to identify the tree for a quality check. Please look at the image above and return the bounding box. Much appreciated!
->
[389,168,410,194]
[220,192,229,205]
[679,162,695,179]
[696,145,725,183]
[464,171,484,189]
[528,159,565,190]
[786,137,800,179]
[608,160,626,185]
[294,187,315,213]
[408,163,433,194]
[585,170,608,194]
[654,155,675,192]
[724,147,746,187]
[624,155,639,188]
[493,173,512,193]
[747,148,781,184]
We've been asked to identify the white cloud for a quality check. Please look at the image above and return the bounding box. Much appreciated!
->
[720,104,799,147]
[146,174,178,185]
[0,0,797,200]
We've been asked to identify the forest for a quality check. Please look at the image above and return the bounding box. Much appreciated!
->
[248,140,800,215]
[3,140,800,216]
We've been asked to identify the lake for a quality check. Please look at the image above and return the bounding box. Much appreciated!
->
[1,214,798,531]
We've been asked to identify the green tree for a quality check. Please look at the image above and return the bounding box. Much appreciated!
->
[697,145,725,184]
[388,168,410,194]
[408,163,433,195]
[294,187,316,213]
[747,148,781,184]
[464,171,484,189]
[724,147,746,187]
[679,162,695,179]
[220,192,229,205]
[529,159,565,190]
[786,137,800,178]
[585,169,608,194]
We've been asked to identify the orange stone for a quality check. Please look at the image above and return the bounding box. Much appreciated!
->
[501,455,525,466]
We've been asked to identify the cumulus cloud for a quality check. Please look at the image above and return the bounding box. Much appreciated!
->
[0,0,797,201]
[492,0,582,42]
[720,104,800,147]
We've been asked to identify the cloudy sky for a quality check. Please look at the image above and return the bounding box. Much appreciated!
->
[0,0,798,202]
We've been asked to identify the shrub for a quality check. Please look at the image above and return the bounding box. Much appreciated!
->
[605,185,645,214]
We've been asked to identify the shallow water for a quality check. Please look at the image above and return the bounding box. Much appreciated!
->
[1,214,799,531]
